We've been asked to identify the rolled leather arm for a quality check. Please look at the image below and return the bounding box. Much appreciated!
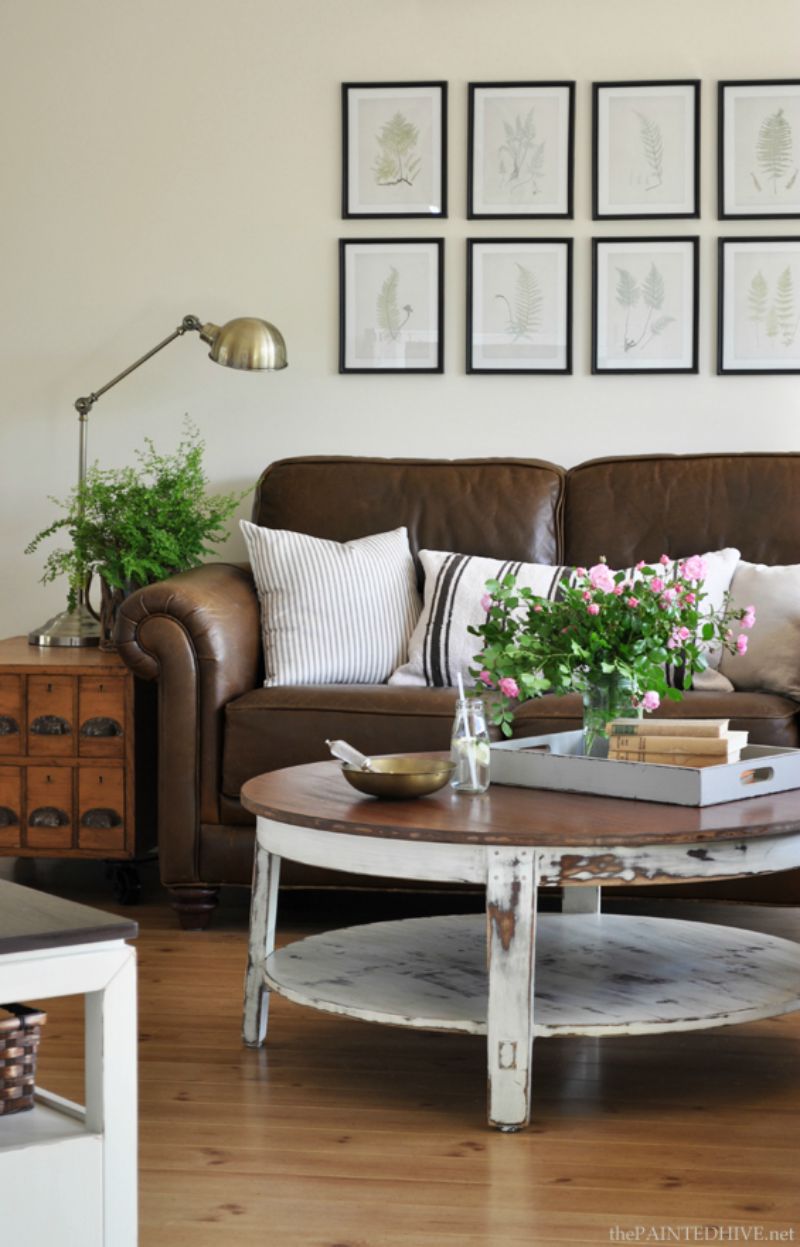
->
[116,562,261,884]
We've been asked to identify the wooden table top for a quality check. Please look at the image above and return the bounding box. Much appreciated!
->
[0,635,126,673]
[241,760,800,848]
[0,879,137,955]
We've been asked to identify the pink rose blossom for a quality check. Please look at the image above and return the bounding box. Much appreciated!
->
[684,591,696,605]
[533,603,543,613]
[742,606,756,629]
[626,596,639,608]
[587,603,600,616]
[659,554,670,566]
[588,563,615,593]
[650,577,664,593]
[682,555,708,582]
[480,593,493,613]
[666,638,678,650]
[677,626,691,641]
[478,670,493,688]
[613,583,624,596]
[635,561,645,571]
[498,677,520,699]
[582,590,592,602]
[575,566,587,577]
[736,634,748,655]
[642,690,661,712]
[661,588,677,605]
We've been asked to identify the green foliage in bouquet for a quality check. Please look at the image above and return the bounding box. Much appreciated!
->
[469,556,755,738]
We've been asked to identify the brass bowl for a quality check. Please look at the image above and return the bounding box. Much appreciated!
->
[341,756,455,800]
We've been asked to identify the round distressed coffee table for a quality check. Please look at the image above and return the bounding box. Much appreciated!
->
[240,761,800,1131]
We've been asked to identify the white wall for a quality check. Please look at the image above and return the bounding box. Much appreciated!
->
[2,0,799,637]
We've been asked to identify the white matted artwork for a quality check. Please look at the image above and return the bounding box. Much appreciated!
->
[593,237,699,373]
[593,81,699,219]
[467,239,572,373]
[339,239,444,373]
[342,82,447,218]
[719,81,800,219]
[468,82,574,218]
[718,237,800,373]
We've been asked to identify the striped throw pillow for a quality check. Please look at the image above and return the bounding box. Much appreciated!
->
[241,521,421,686]
[389,551,574,688]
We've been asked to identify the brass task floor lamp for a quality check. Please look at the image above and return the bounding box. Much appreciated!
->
[29,313,287,647]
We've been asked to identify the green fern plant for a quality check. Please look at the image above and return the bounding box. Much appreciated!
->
[636,112,664,190]
[376,267,412,340]
[495,264,542,341]
[498,110,546,198]
[757,108,793,192]
[26,422,247,609]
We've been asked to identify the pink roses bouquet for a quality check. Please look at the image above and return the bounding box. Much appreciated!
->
[470,555,755,740]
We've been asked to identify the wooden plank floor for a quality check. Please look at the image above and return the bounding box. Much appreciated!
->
[23,881,800,1245]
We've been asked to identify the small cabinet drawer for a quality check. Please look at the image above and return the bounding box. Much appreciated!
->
[0,766,22,848]
[27,677,74,757]
[78,767,125,852]
[0,675,23,756]
[78,676,126,758]
[26,766,73,849]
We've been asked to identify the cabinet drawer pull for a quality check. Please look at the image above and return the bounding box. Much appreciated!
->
[30,715,71,737]
[80,717,123,739]
[81,807,122,830]
[29,807,70,828]
[0,807,19,827]
[0,716,19,736]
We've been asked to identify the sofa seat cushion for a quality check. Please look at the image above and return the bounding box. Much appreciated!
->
[511,690,800,748]
[223,684,461,797]
[222,685,800,798]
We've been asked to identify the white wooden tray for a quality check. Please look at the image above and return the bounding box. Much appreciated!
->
[490,729,800,807]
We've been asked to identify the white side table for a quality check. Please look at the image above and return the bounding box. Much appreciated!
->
[0,880,137,1247]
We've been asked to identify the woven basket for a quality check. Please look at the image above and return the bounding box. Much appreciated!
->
[0,1003,47,1116]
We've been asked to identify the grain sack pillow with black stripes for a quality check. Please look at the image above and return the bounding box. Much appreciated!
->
[241,521,421,686]
[389,551,569,688]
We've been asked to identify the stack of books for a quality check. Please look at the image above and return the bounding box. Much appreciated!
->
[606,719,748,767]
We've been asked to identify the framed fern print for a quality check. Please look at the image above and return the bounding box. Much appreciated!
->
[339,239,444,373]
[718,238,800,373]
[593,81,700,220]
[342,82,447,218]
[467,82,574,219]
[466,239,572,373]
[719,82,800,219]
[592,237,699,374]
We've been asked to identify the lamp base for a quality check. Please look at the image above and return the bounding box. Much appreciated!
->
[28,602,100,647]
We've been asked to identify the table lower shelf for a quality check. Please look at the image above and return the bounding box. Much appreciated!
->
[265,913,800,1038]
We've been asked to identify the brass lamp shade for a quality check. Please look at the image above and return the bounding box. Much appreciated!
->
[201,317,288,371]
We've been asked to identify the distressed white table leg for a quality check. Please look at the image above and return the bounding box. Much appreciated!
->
[486,846,538,1131]
[243,837,281,1046]
[84,946,138,1247]
[562,885,601,914]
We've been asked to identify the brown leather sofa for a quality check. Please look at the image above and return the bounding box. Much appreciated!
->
[117,453,800,927]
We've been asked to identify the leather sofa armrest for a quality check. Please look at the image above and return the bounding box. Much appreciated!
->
[116,562,261,884]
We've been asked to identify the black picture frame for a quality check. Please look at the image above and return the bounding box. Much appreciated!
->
[342,81,448,219]
[718,80,800,220]
[467,81,575,219]
[592,80,700,220]
[466,238,573,374]
[592,236,700,374]
[718,236,800,374]
[339,238,445,374]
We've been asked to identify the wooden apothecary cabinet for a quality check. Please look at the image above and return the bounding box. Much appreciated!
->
[0,638,156,864]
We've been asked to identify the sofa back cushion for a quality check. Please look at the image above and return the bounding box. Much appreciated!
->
[252,456,565,573]
[564,453,800,569]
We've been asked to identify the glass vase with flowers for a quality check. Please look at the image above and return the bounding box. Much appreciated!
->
[470,555,755,755]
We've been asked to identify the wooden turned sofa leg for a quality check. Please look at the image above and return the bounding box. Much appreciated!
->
[169,886,220,930]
